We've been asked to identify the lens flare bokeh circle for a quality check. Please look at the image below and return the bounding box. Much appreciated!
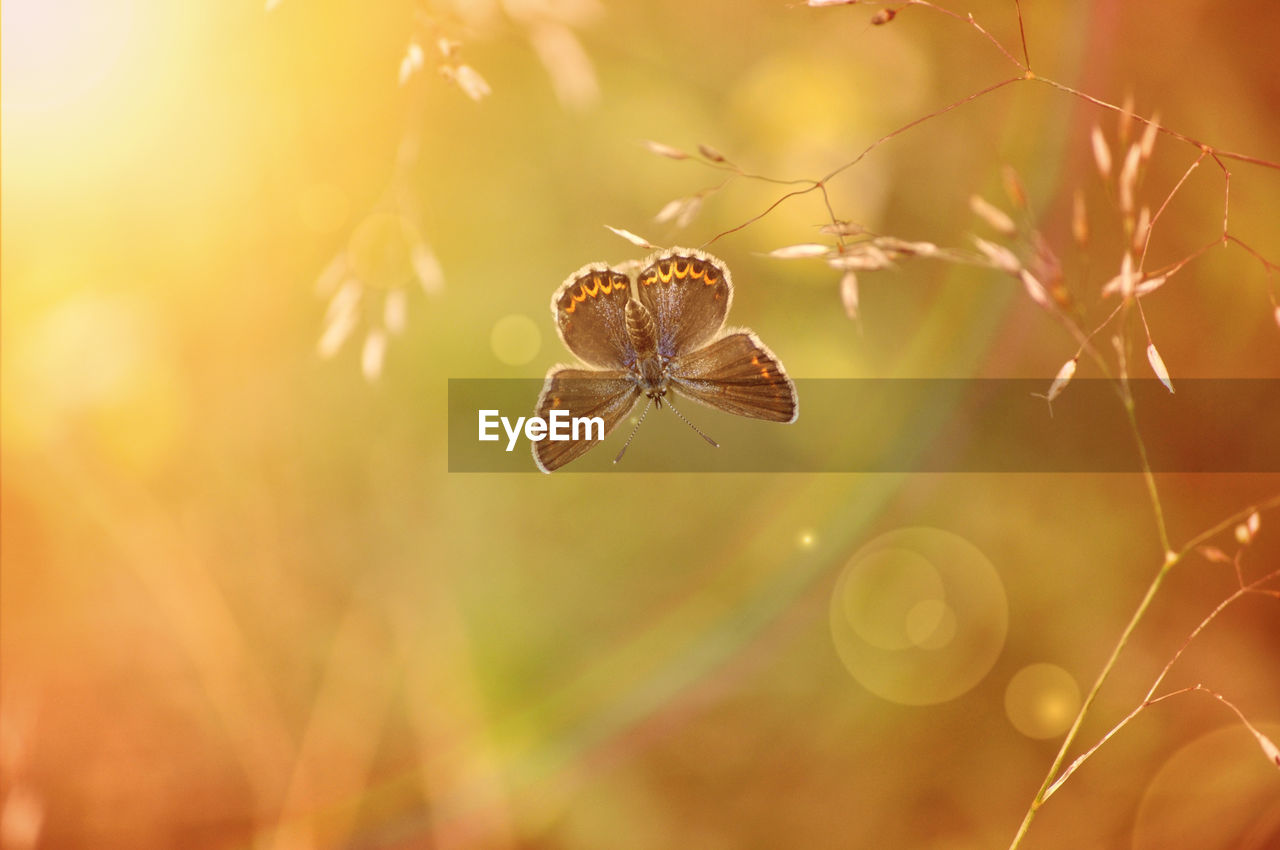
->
[1133,723,1280,850]
[830,527,1008,705]
[491,314,542,366]
[1004,663,1079,739]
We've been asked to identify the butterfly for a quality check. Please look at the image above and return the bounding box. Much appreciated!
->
[532,247,798,472]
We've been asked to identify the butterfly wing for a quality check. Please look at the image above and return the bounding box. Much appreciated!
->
[552,263,637,369]
[532,367,641,472]
[668,330,798,422]
[635,248,732,358]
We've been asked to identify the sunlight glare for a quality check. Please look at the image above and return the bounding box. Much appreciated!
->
[2,0,135,113]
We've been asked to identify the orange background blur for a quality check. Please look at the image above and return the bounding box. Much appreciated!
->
[3,1,1279,848]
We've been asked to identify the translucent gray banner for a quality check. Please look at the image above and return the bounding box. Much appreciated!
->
[448,379,1279,473]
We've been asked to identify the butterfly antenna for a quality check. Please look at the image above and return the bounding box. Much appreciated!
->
[664,398,719,448]
[614,397,655,464]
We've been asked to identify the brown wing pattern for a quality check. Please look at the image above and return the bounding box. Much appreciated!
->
[531,367,641,472]
[635,248,732,358]
[552,264,636,369]
[668,331,798,423]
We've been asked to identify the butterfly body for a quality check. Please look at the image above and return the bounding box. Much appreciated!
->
[623,298,668,402]
[533,248,797,472]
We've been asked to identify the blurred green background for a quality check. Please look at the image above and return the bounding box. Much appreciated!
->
[3,0,1279,848]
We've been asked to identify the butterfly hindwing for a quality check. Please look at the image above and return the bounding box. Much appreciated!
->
[532,367,641,472]
[668,330,798,423]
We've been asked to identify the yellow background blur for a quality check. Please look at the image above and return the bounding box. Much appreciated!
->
[3,1,1278,848]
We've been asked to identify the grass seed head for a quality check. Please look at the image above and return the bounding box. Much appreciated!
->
[970,194,1017,235]
[840,270,859,319]
[384,289,407,335]
[1002,165,1028,211]
[698,143,727,163]
[605,225,656,248]
[1146,342,1173,393]
[362,329,387,381]
[973,236,1022,274]
[1072,187,1089,247]
[644,140,689,160]
[1046,357,1077,401]
[770,243,832,259]
[1118,91,1135,144]
[1140,112,1161,161]
[1020,270,1052,309]
[1119,143,1142,215]
[1091,125,1113,180]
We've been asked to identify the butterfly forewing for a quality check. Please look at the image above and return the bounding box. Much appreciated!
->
[531,368,641,472]
[669,331,798,422]
[636,248,732,358]
[552,264,637,369]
